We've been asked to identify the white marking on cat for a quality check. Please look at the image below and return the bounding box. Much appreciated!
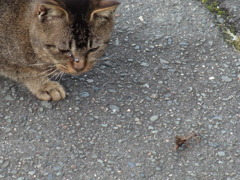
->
[71,39,76,52]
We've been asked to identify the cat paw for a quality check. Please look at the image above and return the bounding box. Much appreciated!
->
[32,81,66,101]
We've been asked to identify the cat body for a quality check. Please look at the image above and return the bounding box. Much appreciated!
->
[0,0,119,101]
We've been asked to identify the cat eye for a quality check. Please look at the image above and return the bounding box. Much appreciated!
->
[45,44,56,49]
[66,52,73,57]
[58,49,74,57]
[88,47,100,53]
[58,49,71,54]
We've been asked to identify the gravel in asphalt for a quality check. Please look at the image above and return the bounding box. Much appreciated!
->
[0,0,240,179]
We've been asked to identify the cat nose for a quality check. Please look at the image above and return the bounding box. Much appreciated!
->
[72,59,85,71]
[74,58,79,62]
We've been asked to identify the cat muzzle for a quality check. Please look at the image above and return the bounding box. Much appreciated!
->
[72,59,85,72]
[57,59,91,75]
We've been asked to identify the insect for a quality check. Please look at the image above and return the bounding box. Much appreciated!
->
[175,133,200,150]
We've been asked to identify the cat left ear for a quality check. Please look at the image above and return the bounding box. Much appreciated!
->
[90,0,120,22]
[37,3,69,22]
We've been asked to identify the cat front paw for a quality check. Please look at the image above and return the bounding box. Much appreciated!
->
[26,81,66,101]
[36,81,66,101]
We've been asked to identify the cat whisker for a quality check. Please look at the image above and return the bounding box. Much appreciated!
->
[28,63,50,67]
[41,70,59,85]
[56,64,68,70]
[28,64,57,72]
[41,70,64,85]
[24,68,54,78]
[37,68,55,77]
[41,78,51,86]
[59,72,65,82]
[48,71,59,80]
[53,71,63,81]
[46,65,57,68]
[42,68,58,78]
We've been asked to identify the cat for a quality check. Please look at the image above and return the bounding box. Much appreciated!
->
[0,0,120,101]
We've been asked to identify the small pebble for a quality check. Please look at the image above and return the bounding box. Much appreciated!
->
[47,174,53,180]
[91,155,98,159]
[127,162,135,168]
[41,102,52,109]
[134,45,140,50]
[11,170,17,174]
[101,123,108,127]
[28,170,36,175]
[150,94,158,99]
[160,59,169,64]
[5,95,15,101]
[140,62,150,67]
[79,92,90,97]
[109,105,120,113]
[53,166,61,171]
[217,151,226,157]
[108,89,117,93]
[179,42,189,46]
[150,115,159,122]
[221,76,232,82]
[208,142,219,148]
[86,79,94,83]
[148,126,154,130]
[1,161,10,168]
[97,159,104,164]
[17,177,25,180]
[212,116,223,120]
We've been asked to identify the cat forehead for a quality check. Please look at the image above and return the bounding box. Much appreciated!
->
[62,0,90,16]
[70,20,91,49]
[60,27,96,49]
[36,0,91,18]
[62,0,92,49]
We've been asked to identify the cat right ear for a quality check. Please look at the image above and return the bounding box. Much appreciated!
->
[89,0,120,23]
[37,4,69,22]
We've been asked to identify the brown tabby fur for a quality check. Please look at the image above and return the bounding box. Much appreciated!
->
[0,0,119,101]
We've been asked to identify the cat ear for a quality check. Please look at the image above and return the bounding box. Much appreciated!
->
[90,0,120,22]
[37,3,69,22]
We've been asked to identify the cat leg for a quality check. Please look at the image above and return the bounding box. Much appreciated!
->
[19,67,67,101]
[0,63,66,101]
[1,65,66,101]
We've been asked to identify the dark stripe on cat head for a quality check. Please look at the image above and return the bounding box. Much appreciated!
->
[61,0,91,49]
[70,22,89,49]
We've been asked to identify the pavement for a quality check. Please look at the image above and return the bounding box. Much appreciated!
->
[0,0,240,179]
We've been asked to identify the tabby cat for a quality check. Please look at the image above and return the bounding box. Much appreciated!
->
[0,0,120,101]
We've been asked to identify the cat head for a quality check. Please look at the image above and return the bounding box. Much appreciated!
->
[29,0,120,75]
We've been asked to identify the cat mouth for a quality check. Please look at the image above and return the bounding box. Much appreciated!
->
[56,60,96,75]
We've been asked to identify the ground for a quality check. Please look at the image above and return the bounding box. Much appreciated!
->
[0,0,240,179]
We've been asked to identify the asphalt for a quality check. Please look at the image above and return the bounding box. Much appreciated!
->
[222,0,240,32]
[0,0,240,179]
